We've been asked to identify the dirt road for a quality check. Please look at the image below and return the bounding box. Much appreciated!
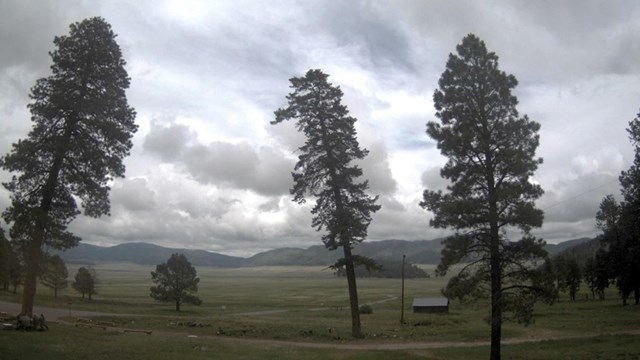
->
[2,299,639,351]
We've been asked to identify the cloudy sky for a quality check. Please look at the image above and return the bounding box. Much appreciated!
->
[1,0,639,257]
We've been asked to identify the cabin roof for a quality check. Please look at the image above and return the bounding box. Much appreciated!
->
[412,297,449,307]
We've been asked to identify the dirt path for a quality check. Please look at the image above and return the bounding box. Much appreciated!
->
[2,299,639,351]
[121,327,640,351]
[234,309,289,316]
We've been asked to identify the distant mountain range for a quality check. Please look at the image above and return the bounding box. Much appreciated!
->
[53,237,594,267]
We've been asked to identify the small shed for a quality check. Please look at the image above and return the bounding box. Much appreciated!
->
[412,297,449,313]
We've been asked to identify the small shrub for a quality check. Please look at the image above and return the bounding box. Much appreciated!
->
[413,320,432,327]
[359,304,373,314]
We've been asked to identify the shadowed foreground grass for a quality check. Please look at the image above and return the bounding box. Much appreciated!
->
[1,324,639,360]
[0,324,428,360]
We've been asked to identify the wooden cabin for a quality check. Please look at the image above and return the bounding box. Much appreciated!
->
[412,297,449,313]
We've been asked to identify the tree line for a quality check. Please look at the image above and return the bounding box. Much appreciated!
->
[591,158,640,306]
[542,111,640,307]
[334,259,429,279]
[2,233,200,310]
[1,230,96,299]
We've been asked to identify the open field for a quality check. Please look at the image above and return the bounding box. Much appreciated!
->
[1,263,639,359]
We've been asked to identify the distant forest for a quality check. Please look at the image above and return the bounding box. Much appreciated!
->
[335,259,429,279]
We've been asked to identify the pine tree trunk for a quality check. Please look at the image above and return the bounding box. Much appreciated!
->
[318,120,364,339]
[19,56,89,315]
[21,226,46,314]
[176,300,181,312]
[22,190,55,315]
[490,238,502,360]
[487,155,502,360]
[342,244,363,339]
[23,115,82,314]
[21,236,43,315]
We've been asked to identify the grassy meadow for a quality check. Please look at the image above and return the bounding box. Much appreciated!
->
[1,263,639,359]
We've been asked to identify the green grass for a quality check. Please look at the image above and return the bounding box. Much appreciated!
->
[0,324,398,360]
[1,263,639,359]
[1,323,639,360]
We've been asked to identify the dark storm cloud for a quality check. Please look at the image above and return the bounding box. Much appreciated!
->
[0,1,95,158]
[0,0,93,70]
[605,30,640,75]
[507,0,640,79]
[375,0,640,84]
[303,0,414,71]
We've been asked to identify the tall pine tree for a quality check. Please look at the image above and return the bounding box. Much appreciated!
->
[272,69,380,338]
[420,34,553,360]
[0,17,137,315]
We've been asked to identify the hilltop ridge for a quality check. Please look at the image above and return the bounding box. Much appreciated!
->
[53,237,593,267]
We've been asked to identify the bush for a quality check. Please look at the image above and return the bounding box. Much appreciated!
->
[359,304,373,314]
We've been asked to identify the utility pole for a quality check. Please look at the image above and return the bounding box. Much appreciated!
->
[400,254,405,324]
